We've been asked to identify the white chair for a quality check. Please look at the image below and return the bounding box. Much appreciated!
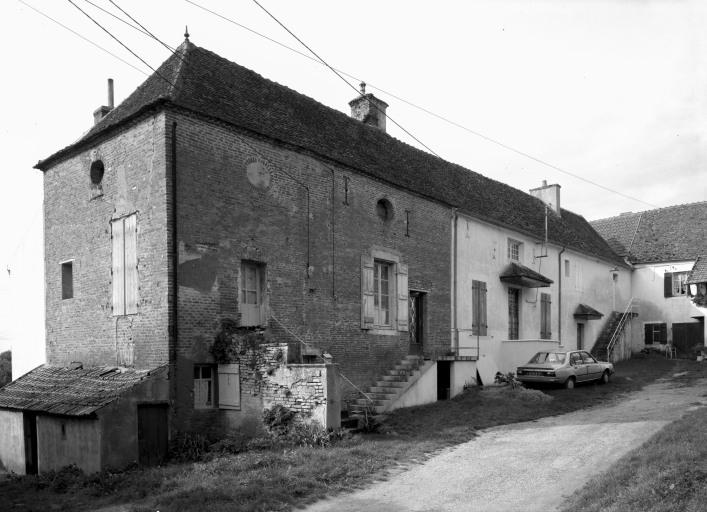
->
[665,344,677,359]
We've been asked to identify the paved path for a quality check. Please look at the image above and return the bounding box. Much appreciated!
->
[305,377,707,512]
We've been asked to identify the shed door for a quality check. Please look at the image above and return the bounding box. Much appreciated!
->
[672,323,703,356]
[137,405,168,466]
[23,412,38,475]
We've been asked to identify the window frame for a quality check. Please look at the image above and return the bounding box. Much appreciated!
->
[373,259,393,327]
[60,260,74,300]
[361,251,408,333]
[644,322,667,345]
[665,272,689,297]
[507,238,522,262]
[240,261,267,327]
[193,364,215,409]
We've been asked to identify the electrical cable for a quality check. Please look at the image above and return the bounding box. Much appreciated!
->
[186,0,658,208]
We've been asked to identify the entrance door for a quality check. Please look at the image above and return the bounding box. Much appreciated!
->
[672,323,703,356]
[577,323,585,350]
[137,404,168,466]
[23,412,38,475]
[409,291,425,355]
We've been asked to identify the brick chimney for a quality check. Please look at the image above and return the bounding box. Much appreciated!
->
[349,82,388,132]
[530,180,561,216]
[93,78,115,125]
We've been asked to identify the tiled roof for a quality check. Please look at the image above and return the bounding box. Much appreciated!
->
[687,256,707,284]
[0,365,164,416]
[573,304,604,319]
[36,42,624,266]
[592,202,707,264]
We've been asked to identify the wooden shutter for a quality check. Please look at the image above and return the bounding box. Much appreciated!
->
[664,273,673,298]
[124,214,139,314]
[541,293,551,339]
[111,218,125,315]
[471,281,480,335]
[659,323,668,344]
[218,363,240,410]
[396,263,409,332]
[361,255,375,329]
[479,281,488,336]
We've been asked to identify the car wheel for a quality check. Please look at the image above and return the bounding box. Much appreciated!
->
[565,377,576,389]
[600,370,610,384]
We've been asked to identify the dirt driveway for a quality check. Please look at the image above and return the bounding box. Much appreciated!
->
[306,376,707,512]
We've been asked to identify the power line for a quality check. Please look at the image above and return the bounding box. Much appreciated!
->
[107,0,177,55]
[82,0,162,44]
[66,0,177,90]
[16,0,148,76]
[185,0,657,208]
[250,0,441,158]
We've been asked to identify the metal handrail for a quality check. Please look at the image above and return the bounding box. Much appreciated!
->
[606,297,635,360]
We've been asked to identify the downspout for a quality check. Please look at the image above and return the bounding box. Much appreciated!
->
[558,246,566,346]
[451,209,459,354]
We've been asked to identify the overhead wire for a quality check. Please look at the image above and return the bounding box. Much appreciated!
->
[186,0,657,208]
[16,0,148,75]
[250,0,441,158]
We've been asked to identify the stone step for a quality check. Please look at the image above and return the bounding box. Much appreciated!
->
[381,374,408,382]
[369,385,405,394]
[376,380,406,388]
[354,398,390,407]
[366,392,398,401]
[350,404,386,415]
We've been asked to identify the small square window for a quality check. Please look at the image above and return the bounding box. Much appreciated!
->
[507,239,522,262]
[564,259,570,277]
[61,261,73,300]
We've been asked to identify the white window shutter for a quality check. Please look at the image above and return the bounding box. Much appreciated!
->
[471,281,479,334]
[218,364,240,410]
[396,263,409,331]
[124,214,139,314]
[361,255,375,329]
[111,218,125,315]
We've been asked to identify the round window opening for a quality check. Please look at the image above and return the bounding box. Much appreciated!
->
[90,160,105,185]
[376,198,393,221]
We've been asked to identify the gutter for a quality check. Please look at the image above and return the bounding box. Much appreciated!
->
[558,246,566,346]
[170,120,179,399]
[451,209,459,354]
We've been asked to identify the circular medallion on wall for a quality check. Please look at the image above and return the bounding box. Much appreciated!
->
[245,157,271,190]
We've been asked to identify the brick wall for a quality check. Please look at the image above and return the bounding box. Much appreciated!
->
[168,109,451,430]
[43,113,170,369]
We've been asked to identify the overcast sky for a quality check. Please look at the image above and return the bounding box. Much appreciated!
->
[1,1,705,370]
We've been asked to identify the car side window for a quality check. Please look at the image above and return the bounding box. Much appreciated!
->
[570,353,580,365]
[581,352,596,363]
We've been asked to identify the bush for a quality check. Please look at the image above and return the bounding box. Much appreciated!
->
[494,371,523,390]
[169,432,210,462]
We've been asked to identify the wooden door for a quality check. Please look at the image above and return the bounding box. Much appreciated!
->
[23,412,38,475]
[577,323,584,350]
[409,291,424,355]
[137,405,168,466]
[672,323,704,356]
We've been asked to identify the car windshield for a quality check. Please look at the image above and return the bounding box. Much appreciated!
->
[529,352,566,364]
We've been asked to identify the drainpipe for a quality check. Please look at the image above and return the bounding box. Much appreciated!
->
[451,209,459,354]
[170,121,179,410]
[558,246,566,346]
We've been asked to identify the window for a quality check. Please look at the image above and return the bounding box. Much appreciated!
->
[376,198,394,221]
[471,280,487,336]
[240,261,266,326]
[61,261,73,300]
[540,293,552,339]
[508,288,520,340]
[665,272,688,297]
[193,365,214,409]
[90,160,105,185]
[507,239,522,262]
[564,259,570,277]
[361,254,408,331]
[111,214,138,315]
[644,323,667,345]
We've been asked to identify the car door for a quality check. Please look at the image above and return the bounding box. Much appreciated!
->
[581,351,602,381]
[569,351,588,381]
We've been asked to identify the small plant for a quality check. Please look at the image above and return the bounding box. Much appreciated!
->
[169,431,211,462]
[262,404,296,437]
[494,371,523,390]
[356,402,384,433]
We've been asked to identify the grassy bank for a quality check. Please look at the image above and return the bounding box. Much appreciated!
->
[0,354,679,512]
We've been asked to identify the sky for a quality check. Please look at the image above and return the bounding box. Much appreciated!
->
[1,0,706,374]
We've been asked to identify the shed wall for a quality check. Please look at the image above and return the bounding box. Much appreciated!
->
[0,410,26,474]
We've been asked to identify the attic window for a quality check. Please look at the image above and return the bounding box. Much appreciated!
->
[61,261,73,299]
[376,198,393,221]
[90,160,105,185]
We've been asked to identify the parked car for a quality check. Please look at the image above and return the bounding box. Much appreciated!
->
[516,350,614,389]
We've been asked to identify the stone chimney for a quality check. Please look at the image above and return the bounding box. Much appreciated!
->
[93,78,115,125]
[349,82,388,132]
[529,180,561,216]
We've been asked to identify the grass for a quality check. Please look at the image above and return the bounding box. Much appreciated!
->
[0,354,682,512]
[560,400,707,512]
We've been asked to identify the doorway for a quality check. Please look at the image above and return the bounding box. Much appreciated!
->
[437,361,451,400]
[577,323,585,350]
[137,404,169,466]
[672,322,703,356]
[409,291,425,355]
[23,412,38,475]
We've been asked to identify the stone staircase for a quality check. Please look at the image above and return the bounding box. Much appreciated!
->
[348,355,434,416]
[591,310,636,361]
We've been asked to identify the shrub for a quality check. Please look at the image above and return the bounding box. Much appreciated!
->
[169,432,210,462]
[494,371,523,390]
